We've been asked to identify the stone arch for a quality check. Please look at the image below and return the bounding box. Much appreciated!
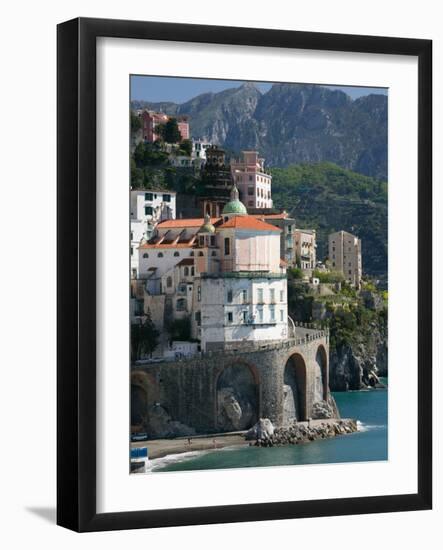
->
[214,361,260,432]
[315,344,328,401]
[130,370,159,432]
[283,353,307,423]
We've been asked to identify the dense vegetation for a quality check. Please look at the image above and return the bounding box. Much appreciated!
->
[131,141,200,193]
[287,276,387,353]
[271,162,387,277]
[131,316,159,361]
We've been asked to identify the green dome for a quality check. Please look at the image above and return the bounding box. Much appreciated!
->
[199,213,215,233]
[222,185,247,215]
[222,200,247,215]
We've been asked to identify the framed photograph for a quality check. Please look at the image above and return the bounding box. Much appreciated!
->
[57,17,432,532]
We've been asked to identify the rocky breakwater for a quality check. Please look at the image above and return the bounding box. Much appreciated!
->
[245,418,358,448]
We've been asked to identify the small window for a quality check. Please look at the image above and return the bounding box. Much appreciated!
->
[211,251,217,257]
[280,310,284,322]
[190,251,194,257]
[224,237,230,256]
[158,252,164,258]
[197,286,201,302]
[257,288,263,303]
[163,194,171,202]
[184,267,189,276]
[270,306,275,321]
[270,289,275,303]
[249,175,253,181]
[191,267,195,276]
[198,251,204,257]
[174,251,180,257]
[195,311,201,326]
[227,290,233,303]
[242,311,248,322]
[280,290,284,302]
[130,231,134,240]
[144,192,153,201]
[166,276,172,288]
[210,235,216,246]
[248,186,254,196]
[144,206,153,216]
[131,247,133,256]
[143,253,149,259]
[242,290,247,303]
[227,312,233,323]
[258,308,263,323]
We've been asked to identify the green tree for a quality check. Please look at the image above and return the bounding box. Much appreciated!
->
[179,139,193,156]
[167,317,191,341]
[131,112,141,132]
[162,118,182,144]
[131,316,159,361]
[288,267,303,280]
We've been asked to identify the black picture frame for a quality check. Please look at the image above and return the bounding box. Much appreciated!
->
[57,17,432,532]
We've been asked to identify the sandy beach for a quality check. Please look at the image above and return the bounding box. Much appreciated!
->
[131,432,248,459]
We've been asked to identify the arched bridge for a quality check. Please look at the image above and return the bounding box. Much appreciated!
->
[131,326,332,434]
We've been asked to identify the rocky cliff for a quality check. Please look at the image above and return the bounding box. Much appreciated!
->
[132,82,387,180]
[329,317,387,391]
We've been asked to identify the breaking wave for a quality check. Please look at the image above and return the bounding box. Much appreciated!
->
[357,421,386,432]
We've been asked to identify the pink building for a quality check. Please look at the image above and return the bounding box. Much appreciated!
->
[141,111,189,142]
[231,151,273,209]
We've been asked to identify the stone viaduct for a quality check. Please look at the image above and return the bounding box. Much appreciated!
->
[131,325,335,435]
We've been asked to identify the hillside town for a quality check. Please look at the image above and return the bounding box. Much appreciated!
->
[130,110,362,361]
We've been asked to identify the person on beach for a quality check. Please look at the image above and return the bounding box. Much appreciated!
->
[213,439,217,449]
[187,438,192,446]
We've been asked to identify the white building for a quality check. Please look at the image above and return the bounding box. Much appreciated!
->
[294,229,317,271]
[328,230,362,288]
[130,189,177,278]
[191,187,287,352]
[130,189,176,224]
[192,139,212,161]
[130,220,149,278]
[231,151,273,210]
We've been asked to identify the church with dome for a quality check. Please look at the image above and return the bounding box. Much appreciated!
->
[133,151,291,354]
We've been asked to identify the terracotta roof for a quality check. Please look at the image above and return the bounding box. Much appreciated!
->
[177,258,194,266]
[157,218,221,228]
[218,216,280,232]
[252,213,289,220]
[139,242,196,249]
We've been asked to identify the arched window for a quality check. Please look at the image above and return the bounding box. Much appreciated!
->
[176,298,186,311]
[198,251,204,257]
[143,253,149,258]
[190,251,194,257]
[191,267,195,276]
[184,267,189,276]
[158,252,163,258]
[166,276,172,288]
[174,251,180,257]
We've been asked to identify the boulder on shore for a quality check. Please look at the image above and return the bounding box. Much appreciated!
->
[245,418,275,441]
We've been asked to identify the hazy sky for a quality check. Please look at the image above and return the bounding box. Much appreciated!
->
[130,75,388,103]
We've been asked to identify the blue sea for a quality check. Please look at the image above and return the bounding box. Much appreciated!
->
[151,381,388,472]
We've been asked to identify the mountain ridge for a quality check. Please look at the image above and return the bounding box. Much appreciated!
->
[131,83,387,179]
